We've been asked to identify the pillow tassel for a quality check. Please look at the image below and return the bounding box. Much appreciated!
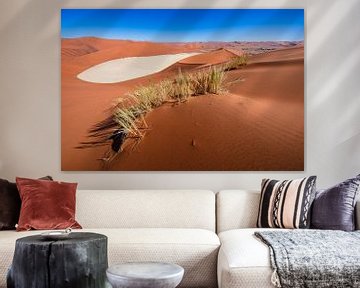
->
[271,269,281,288]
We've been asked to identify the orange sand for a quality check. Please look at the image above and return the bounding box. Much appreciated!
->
[178,48,242,66]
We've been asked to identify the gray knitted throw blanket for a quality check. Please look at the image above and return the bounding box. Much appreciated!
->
[255,230,360,288]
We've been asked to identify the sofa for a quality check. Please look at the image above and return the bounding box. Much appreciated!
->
[0,189,359,288]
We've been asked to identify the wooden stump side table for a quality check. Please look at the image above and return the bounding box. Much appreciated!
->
[7,232,108,288]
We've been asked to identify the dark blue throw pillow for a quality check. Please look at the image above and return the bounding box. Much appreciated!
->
[311,174,360,231]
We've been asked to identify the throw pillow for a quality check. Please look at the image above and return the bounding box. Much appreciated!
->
[257,176,317,229]
[0,176,52,230]
[311,174,360,231]
[16,177,82,231]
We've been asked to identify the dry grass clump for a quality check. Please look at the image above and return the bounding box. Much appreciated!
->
[207,66,225,94]
[191,66,225,95]
[113,106,143,138]
[169,66,226,97]
[137,80,174,109]
[170,69,192,102]
[191,70,209,95]
[224,54,248,71]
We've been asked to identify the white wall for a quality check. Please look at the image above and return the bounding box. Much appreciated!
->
[0,0,359,190]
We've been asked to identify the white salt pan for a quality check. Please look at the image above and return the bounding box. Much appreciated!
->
[77,53,199,84]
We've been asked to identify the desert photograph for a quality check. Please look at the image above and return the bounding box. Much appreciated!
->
[61,9,304,171]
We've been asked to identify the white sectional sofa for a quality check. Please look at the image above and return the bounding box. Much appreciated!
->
[1,189,359,288]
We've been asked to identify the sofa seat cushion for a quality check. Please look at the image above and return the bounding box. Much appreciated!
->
[102,228,220,288]
[0,228,219,288]
[218,228,282,288]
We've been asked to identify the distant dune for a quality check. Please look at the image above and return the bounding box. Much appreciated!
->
[61,37,123,58]
[178,48,243,66]
[61,38,304,171]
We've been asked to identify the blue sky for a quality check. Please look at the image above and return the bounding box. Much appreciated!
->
[61,9,304,42]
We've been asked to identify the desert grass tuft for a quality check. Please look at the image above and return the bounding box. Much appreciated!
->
[171,69,193,102]
[191,70,209,95]
[113,107,142,138]
[224,54,248,71]
[130,82,168,112]
[207,66,225,94]
[191,66,225,95]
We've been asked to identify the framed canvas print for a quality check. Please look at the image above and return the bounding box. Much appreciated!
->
[61,9,304,171]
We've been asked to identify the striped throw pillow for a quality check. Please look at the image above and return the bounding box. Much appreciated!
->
[257,176,317,229]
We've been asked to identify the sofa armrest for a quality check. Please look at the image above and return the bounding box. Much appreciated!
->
[356,200,360,230]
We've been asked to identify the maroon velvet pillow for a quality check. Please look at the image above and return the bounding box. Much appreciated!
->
[0,179,20,230]
[0,176,53,230]
[16,177,82,231]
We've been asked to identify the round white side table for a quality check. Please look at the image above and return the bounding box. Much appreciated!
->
[106,262,184,288]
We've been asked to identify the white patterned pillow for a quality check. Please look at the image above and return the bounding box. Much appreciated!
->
[257,176,317,229]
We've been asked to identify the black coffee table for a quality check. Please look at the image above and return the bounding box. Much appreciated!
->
[7,232,108,288]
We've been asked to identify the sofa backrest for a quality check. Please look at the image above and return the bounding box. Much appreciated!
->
[216,190,260,233]
[217,190,360,232]
[76,190,216,231]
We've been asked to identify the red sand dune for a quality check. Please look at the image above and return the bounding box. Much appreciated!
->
[61,39,304,171]
[178,48,242,66]
[62,38,205,73]
[249,45,304,64]
[61,37,121,58]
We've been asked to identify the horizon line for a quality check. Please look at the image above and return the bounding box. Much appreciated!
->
[61,36,305,43]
